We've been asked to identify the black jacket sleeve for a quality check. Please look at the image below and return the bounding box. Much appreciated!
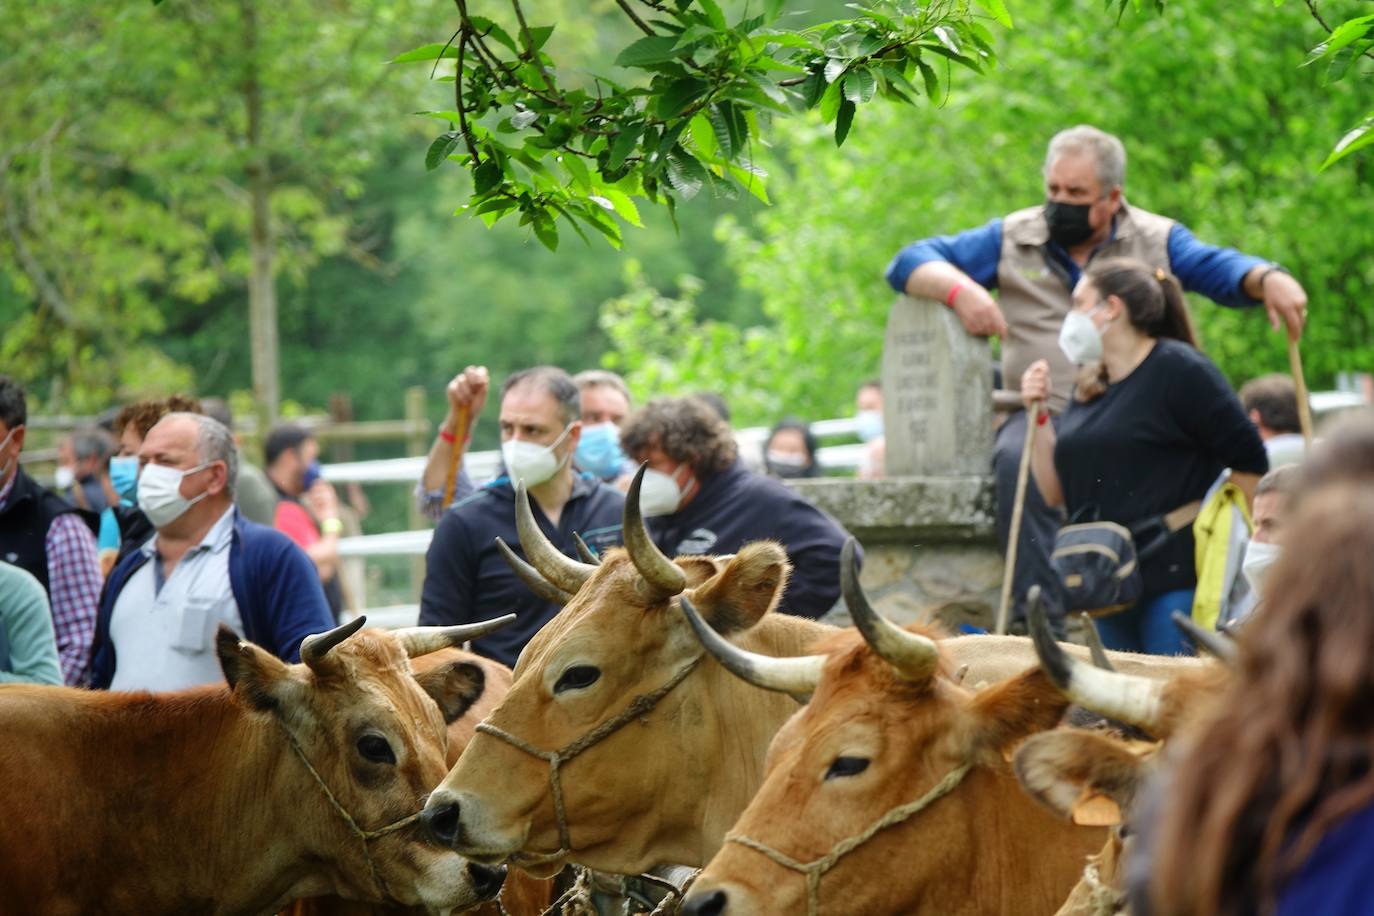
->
[419,509,476,626]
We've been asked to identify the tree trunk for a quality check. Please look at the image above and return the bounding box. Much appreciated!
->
[242,0,279,427]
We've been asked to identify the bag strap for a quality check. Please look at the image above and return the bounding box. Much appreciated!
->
[1162,500,1202,533]
[1133,500,1203,562]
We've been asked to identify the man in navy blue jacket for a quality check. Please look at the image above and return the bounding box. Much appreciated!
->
[89,413,332,690]
[419,367,625,666]
[621,396,857,620]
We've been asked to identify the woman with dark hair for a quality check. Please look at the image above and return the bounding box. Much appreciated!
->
[763,417,820,479]
[1145,484,1374,916]
[1021,257,1268,653]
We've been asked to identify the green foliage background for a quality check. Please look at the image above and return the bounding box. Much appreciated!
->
[2,0,1370,441]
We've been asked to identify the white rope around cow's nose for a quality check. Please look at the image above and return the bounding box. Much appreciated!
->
[724,761,973,916]
[282,723,427,904]
[474,655,704,864]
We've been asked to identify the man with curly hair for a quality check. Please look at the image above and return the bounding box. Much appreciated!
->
[621,396,857,618]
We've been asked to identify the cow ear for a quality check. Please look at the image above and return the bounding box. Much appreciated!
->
[416,660,486,725]
[1012,728,1148,822]
[962,667,1071,760]
[685,541,790,635]
[216,625,299,713]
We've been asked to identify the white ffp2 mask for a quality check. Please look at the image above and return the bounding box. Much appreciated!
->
[502,425,572,488]
[1242,539,1281,599]
[1058,309,1104,365]
[638,467,690,517]
[138,462,211,528]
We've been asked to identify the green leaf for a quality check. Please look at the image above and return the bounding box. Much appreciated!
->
[818,77,844,121]
[698,0,727,30]
[391,43,459,64]
[426,131,460,170]
[607,122,644,171]
[843,67,876,103]
[727,163,770,203]
[823,57,847,83]
[690,112,720,159]
[616,35,682,67]
[973,0,1014,28]
[466,17,518,53]
[533,215,559,251]
[524,26,555,51]
[656,77,707,118]
[472,158,502,193]
[665,147,709,199]
[834,98,856,146]
[708,104,736,157]
[1321,117,1374,170]
[598,187,644,227]
[917,58,939,99]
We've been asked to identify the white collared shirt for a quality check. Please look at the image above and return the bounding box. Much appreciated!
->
[109,506,242,691]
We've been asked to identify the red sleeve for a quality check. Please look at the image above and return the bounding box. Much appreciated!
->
[274,501,320,549]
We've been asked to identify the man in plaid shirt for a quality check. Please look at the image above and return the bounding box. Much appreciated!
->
[0,377,102,685]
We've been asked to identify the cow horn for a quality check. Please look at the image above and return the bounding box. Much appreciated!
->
[679,595,823,701]
[392,614,518,657]
[1029,587,1164,732]
[842,537,939,681]
[1078,613,1116,671]
[300,615,368,672]
[572,531,601,566]
[1171,611,1238,666]
[624,464,686,597]
[515,480,596,594]
[496,537,574,605]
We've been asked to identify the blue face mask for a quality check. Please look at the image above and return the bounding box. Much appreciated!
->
[575,422,625,481]
[109,455,140,505]
[302,459,322,491]
[855,410,884,443]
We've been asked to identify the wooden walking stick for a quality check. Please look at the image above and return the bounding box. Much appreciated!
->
[996,400,1041,635]
[1288,333,1315,447]
[441,405,471,510]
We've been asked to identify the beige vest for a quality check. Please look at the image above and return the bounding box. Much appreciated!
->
[997,202,1173,411]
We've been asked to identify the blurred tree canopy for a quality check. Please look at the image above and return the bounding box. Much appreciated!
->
[2,0,1370,446]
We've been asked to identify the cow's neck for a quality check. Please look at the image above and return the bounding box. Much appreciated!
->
[909,763,1107,916]
[680,613,837,869]
[87,690,365,915]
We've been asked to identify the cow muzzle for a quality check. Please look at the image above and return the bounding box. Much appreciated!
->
[422,788,524,864]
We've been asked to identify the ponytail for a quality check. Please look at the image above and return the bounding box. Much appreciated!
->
[1153,267,1200,348]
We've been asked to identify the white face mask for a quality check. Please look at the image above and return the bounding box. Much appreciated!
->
[1242,539,1282,599]
[502,425,572,488]
[1058,308,1104,365]
[138,461,211,529]
[54,465,76,491]
[639,466,689,517]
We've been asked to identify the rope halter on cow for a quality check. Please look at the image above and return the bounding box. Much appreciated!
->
[725,761,973,916]
[474,655,704,866]
[283,724,427,904]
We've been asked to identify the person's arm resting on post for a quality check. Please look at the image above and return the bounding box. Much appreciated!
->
[885,218,1008,337]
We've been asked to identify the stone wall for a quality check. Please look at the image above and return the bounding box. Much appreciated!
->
[788,476,1003,633]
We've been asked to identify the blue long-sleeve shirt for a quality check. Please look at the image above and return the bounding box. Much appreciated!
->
[885,214,1265,307]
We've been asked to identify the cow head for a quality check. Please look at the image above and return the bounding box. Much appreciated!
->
[216,615,514,912]
[682,540,1097,916]
[423,467,807,876]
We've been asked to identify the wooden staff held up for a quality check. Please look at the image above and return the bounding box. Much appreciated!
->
[1288,333,1314,447]
[441,405,472,510]
[996,400,1041,635]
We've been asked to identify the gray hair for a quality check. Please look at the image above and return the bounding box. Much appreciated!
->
[572,369,632,405]
[501,366,581,425]
[1044,125,1127,192]
[69,426,114,464]
[164,411,238,498]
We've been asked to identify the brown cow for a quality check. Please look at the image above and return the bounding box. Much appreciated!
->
[0,617,512,916]
[423,470,1210,881]
[1011,594,1230,916]
[680,543,1107,916]
[285,651,556,916]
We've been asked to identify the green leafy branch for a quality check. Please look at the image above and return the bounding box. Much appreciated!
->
[392,0,1011,249]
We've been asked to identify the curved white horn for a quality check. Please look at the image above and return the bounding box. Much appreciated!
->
[514,480,596,594]
[1029,587,1164,732]
[842,537,939,681]
[496,537,574,605]
[624,464,687,597]
[392,614,518,657]
[679,595,823,701]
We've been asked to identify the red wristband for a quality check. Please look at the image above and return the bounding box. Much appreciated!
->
[439,428,457,444]
[1037,410,1049,427]
[945,281,966,308]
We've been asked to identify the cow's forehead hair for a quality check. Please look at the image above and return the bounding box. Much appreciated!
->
[513,551,685,677]
[306,630,445,740]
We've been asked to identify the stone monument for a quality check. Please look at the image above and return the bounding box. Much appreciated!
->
[880,295,993,477]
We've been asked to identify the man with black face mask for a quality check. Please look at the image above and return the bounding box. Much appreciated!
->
[883,124,1309,629]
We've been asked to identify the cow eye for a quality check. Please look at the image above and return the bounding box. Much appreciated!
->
[554,665,601,693]
[356,733,396,765]
[824,756,870,780]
